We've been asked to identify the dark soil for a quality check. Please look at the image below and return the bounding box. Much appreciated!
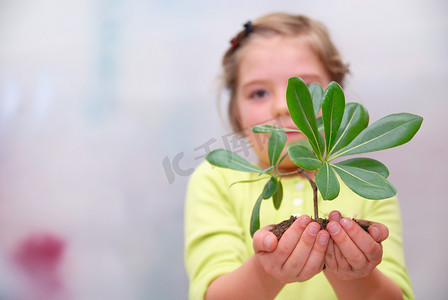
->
[270,215,370,240]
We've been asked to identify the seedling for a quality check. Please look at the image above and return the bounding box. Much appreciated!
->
[206,77,423,237]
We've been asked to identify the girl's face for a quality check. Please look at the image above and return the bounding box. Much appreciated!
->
[235,35,331,172]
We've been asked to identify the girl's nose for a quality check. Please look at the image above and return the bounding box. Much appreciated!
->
[272,93,289,118]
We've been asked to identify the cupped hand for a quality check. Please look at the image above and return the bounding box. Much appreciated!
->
[253,215,330,284]
[324,210,389,280]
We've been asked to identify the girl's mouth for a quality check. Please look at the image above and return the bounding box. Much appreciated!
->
[286,131,304,139]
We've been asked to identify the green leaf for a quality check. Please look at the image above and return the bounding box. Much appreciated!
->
[315,162,340,200]
[268,132,287,166]
[275,152,289,170]
[252,124,301,133]
[259,166,274,175]
[316,116,324,132]
[250,195,263,237]
[308,82,323,116]
[272,180,283,210]
[329,103,369,155]
[334,113,423,158]
[335,158,389,178]
[286,140,313,151]
[229,177,270,189]
[322,82,345,155]
[261,177,278,199]
[288,145,322,170]
[332,164,396,200]
[286,77,325,159]
[206,149,263,173]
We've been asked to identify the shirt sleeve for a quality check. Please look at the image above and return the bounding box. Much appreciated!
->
[184,162,248,300]
[363,196,415,300]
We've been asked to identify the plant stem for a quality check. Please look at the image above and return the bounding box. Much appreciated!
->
[276,170,301,177]
[298,168,319,220]
[276,168,319,220]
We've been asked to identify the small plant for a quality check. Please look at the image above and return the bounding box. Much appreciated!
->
[206,77,423,237]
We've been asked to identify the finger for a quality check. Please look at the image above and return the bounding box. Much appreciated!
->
[253,226,278,253]
[339,218,383,264]
[328,210,342,222]
[354,219,389,242]
[282,221,320,275]
[333,242,351,272]
[367,223,389,243]
[270,215,311,266]
[327,220,367,270]
[297,229,330,280]
[325,238,337,270]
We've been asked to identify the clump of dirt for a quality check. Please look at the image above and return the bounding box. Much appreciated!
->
[270,215,370,240]
[270,216,297,240]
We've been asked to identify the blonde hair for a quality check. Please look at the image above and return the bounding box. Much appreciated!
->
[222,12,349,132]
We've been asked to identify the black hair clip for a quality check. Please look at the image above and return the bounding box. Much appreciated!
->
[230,20,253,50]
[243,21,253,36]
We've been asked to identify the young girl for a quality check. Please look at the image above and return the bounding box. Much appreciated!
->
[184,12,413,300]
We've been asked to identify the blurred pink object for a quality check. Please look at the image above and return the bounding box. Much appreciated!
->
[13,232,66,299]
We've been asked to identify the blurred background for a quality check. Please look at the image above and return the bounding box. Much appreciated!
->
[0,0,446,299]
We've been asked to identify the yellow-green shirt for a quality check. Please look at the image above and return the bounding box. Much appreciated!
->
[184,161,414,299]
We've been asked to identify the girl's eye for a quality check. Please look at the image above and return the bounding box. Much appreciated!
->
[250,90,268,99]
